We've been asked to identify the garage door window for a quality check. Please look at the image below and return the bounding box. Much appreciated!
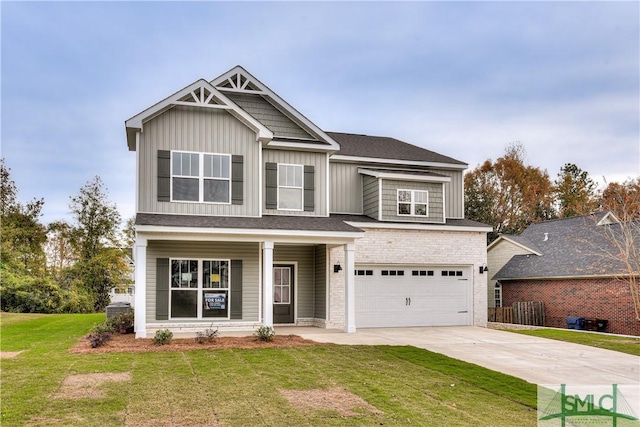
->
[397,190,428,216]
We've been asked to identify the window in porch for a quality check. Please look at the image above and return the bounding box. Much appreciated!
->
[170,259,230,319]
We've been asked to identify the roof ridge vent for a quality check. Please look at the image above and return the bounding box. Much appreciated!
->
[543,233,549,242]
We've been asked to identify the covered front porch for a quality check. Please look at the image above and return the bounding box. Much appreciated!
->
[132,214,363,338]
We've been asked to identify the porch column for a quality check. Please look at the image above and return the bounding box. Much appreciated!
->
[262,241,274,327]
[344,243,356,333]
[134,235,147,338]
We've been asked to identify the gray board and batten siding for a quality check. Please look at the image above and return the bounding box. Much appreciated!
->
[138,106,261,216]
[224,92,315,140]
[328,162,464,218]
[262,149,328,216]
[146,241,260,324]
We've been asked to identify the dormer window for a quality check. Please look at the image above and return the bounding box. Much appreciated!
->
[171,151,231,203]
[397,189,428,216]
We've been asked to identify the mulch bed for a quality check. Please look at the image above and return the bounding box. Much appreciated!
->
[70,333,324,354]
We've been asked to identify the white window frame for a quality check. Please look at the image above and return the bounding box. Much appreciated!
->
[169,258,231,320]
[397,189,429,217]
[170,150,231,204]
[277,163,304,211]
[494,283,502,308]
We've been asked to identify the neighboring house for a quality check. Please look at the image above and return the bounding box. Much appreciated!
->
[108,250,136,306]
[489,212,640,336]
[125,66,492,338]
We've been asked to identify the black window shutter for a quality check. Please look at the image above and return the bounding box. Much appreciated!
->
[265,162,277,209]
[304,165,315,212]
[156,258,169,320]
[230,260,243,319]
[157,150,171,202]
[231,155,244,205]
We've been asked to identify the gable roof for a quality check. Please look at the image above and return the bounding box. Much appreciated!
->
[125,79,273,151]
[328,132,467,169]
[211,66,340,151]
[493,212,637,280]
[487,234,542,255]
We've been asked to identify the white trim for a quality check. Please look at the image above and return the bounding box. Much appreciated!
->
[358,168,451,183]
[597,211,621,226]
[331,154,467,170]
[262,241,274,327]
[258,143,263,217]
[135,132,140,213]
[326,154,331,217]
[134,235,147,338]
[442,182,447,220]
[266,140,335,152]
[344,221,493,233]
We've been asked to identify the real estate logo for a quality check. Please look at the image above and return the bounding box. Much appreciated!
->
[538,384,640,426]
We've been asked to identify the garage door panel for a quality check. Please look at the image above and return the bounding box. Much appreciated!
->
[355,265,471,328]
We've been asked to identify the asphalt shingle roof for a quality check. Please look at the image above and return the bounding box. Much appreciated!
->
[327,132,467,166]
[493,212,637,280]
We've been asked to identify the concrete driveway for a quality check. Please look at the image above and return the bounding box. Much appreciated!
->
[285,326,639,387]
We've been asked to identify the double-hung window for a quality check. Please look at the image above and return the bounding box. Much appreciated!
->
[278,164,303,210]
[172,151,231,203]
[397,189,428,216]
[170,259,230,319]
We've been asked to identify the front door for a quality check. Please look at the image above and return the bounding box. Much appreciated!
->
[273,265,294,323]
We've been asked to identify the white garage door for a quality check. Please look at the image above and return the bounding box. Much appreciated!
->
[355,266,472,328]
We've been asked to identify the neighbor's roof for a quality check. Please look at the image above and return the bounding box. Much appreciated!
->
[328,132,467,167]
[493,212,637,280]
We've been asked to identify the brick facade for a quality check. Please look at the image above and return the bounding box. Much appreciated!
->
[502,278,640,336]
[329,227,488,328]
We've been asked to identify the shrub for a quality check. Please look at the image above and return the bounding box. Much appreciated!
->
[195,326,219,344]
[254,326,275,342]
[108,311,135,334]
[153,329,173,345]
[86,321,115,348]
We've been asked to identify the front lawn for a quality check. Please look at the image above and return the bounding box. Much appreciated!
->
[1,313,538,426]
[504,328,640,356]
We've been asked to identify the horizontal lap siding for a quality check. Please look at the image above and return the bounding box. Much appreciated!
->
[330,162,363,214]
[138,106,260,216]
[274,245,315,319]
[262,149,327,216]
[381,180,445,223]
[146,241,260,324]
[362,175,379,219]
[487,241,535,307]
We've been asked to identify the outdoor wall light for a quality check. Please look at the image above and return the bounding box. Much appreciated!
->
[333,262,343,273]
[479,264,488,274]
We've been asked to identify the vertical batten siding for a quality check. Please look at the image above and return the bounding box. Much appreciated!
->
[431,169,463,218]
[362,175,379,219]
[274,245,316,319]
[314,245,327,319]
[381,180,445,223]
[262,149,327,216]
[329,162,363,213]
[138,106,260,216]
[146,241,260,324]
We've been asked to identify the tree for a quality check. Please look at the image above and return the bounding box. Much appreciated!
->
[69,176,124,311]
[464,143,555,242]
[599,177,640,221]
[1,158,18,216]
[554,163,598,218]
[44,220,77,281]
[122,216,136,249]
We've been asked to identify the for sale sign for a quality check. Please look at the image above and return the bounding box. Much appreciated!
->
[204,293,226,310]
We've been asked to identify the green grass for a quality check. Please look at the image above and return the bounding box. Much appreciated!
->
[1,313,539,426]
[504,328,640,356]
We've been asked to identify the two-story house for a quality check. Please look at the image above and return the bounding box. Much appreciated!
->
[125,66,492,338]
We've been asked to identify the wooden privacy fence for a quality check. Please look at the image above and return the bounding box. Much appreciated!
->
[488,302,545,326]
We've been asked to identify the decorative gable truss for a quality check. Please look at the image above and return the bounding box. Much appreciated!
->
[125,79,273,151]
[215,70,264,94]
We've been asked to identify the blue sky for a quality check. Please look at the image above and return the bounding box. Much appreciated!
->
[2,1,639,225]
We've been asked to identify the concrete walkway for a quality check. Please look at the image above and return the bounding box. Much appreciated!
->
[279,326,639,388]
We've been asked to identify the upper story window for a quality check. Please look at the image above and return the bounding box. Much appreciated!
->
[172,151,231,203]
[278,164,303,210]
[397,189,428,216]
